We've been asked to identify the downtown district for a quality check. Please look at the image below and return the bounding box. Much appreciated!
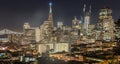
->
[0,3,120,64]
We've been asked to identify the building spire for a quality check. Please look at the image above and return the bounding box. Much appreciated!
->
[83,4,86,14]
[49,2,52,14]
[89,5,91,15]
[48,2,53,21]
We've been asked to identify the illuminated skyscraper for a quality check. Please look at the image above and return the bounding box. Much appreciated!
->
[72,16,79,30]
[23,22,40,43]
[39,2,54,43]
[41,2,54,34]
[84,12,90,32]
[99,7,112,19]
[83,5,91,34]
[47,2,54,33]
[57,21,63,29]
[98,7,114,41]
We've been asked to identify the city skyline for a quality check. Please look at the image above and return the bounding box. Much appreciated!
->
[0,0,120,31]
[0,0,120,63]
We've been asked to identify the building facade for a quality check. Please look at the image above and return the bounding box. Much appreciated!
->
[98,7,114,42]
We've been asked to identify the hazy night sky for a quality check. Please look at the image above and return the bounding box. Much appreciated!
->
[0,0,120,31]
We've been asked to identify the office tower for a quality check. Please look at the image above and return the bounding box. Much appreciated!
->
[57,21,63,29]
[39,2,55,43]
[99,7,112,19]
[83,5,91,35]
[84,12,90,32]
[98,7,114,41]
[46,2,54,33]
[72,16,79,30]
[23,22,40,43]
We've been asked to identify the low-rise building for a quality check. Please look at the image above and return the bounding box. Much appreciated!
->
[37,43,70,55]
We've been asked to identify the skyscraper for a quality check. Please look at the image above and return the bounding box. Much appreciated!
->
[84,12,90,32]
[39,2,54,43]
[72,16,79,30]
[83,5,91,35]
[99,7,112,19]
[57,21,63,29]
[98,7,114,41]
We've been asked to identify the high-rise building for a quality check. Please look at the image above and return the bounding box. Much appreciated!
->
[48,2,54,28]
[98,7,114,42]
[57,21,63,29]
[83,4,91,35]
[84,12,90,32]
[99,7,112,20]
[41,2,54,34]
[39,2,54,43]
[23,22,40,43]
[72,16,79,30]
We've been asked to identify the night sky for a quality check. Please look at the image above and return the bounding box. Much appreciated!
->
[0,0,120,31]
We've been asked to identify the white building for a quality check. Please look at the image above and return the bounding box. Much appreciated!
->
[84,13,90,32]
[57,21,63,29]
[37,43,70,54]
